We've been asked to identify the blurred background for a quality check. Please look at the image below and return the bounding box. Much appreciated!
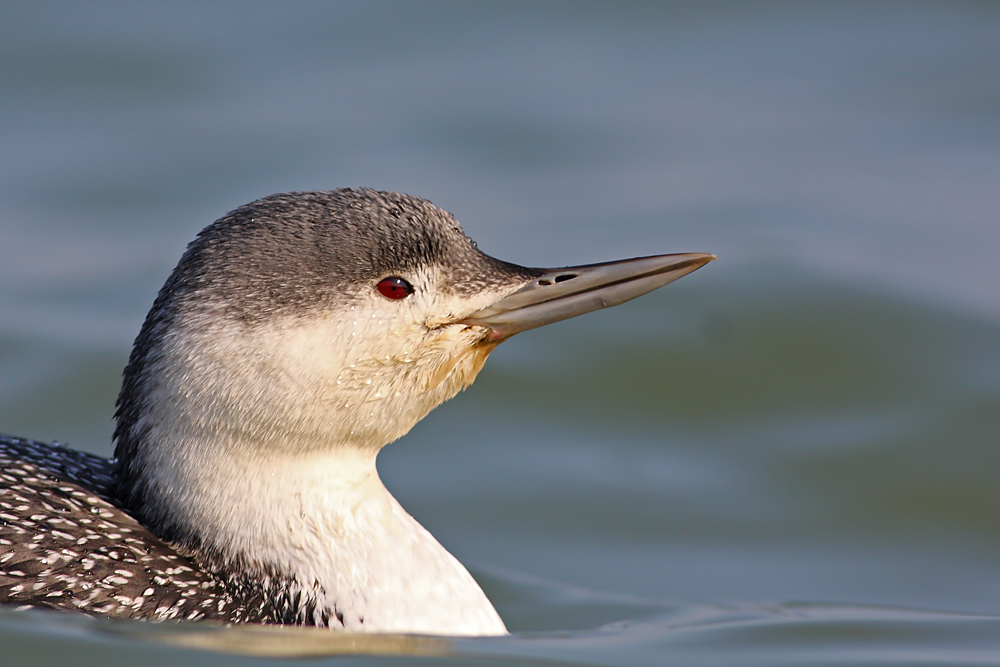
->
[1,2,999,665]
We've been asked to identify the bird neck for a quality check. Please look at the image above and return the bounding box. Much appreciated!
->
[134,435,505,634]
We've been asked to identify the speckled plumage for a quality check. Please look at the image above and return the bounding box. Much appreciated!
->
[0,434,339,625]
[0,434,225,621]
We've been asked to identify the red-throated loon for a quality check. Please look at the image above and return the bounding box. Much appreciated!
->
[0,188,714,635]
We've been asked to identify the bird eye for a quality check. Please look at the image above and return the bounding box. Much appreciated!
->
[376,277,413,300]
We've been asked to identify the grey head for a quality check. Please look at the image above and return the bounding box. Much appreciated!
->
[110,187,713,570]
[112,189,538,540]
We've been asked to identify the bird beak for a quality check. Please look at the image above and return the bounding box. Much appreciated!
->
[461,252,716,342]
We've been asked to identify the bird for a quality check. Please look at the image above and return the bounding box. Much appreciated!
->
[0,188,714,636]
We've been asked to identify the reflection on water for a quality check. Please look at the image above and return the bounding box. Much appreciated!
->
[136,621,453,659]
[2,1,998,665]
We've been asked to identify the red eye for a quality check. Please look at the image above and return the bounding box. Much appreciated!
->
[376,277,413,300]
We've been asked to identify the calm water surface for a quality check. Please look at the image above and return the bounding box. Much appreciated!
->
[1,3,999,665]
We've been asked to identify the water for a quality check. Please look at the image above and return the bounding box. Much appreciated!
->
[1,2,999,665]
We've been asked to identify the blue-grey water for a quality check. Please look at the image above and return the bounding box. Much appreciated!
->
[2,2,999,665]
